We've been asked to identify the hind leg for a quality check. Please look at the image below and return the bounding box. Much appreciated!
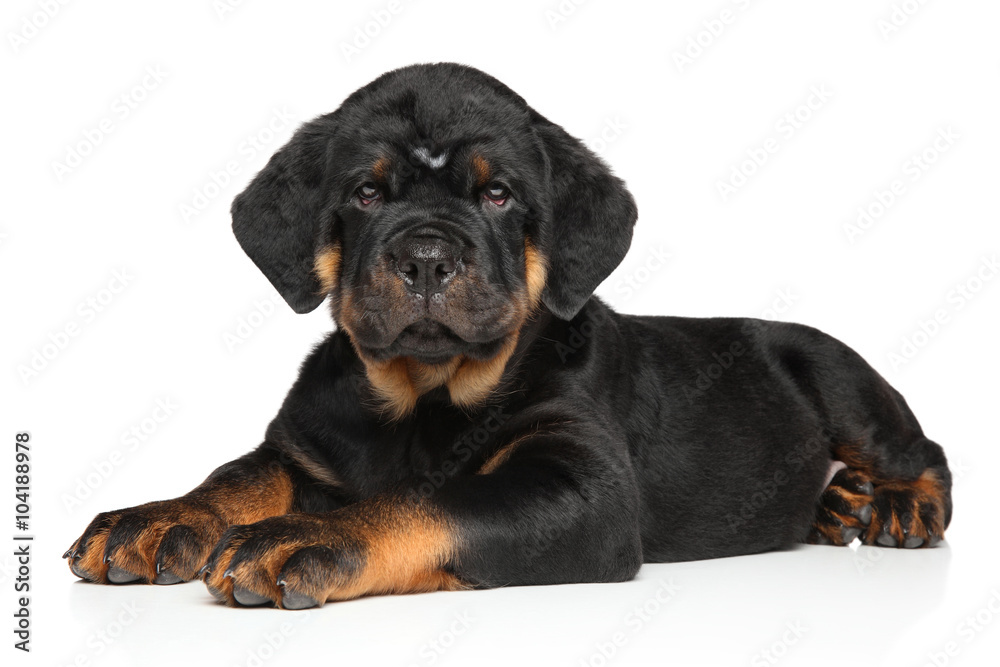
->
[770,323,953,549]
[807,438,951,548]
[836,438,950,548]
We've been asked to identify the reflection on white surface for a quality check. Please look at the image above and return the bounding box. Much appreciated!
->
[50,539,1000,667]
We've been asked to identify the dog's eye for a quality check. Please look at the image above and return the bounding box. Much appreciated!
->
[357,183,381,205]
[483,183,508,206]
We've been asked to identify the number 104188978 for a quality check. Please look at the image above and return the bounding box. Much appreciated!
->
[15,433,30,531]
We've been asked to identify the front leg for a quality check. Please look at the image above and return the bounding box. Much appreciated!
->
[64,444,300,585]
[203,427,643,608]
[202,497,463,607]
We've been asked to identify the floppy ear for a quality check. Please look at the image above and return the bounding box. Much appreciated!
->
[532,113,638,320]
[231,116,335,314]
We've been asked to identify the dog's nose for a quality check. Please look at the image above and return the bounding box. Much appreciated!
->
[394,238,459,295]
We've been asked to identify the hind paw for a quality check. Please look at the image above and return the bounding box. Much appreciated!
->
[808,467,947,548]
[807,468,874,546]
[862,470,946,548]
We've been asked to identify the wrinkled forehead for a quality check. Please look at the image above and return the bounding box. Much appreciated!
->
[329,84,540,182]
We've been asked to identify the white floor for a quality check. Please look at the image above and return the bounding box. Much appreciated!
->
[24,528,996,667]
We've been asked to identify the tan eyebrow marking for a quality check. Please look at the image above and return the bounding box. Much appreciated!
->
[373,156,390,181]
[472,154,491,187]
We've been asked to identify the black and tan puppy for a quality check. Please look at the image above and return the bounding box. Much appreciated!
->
[65,63,952,609]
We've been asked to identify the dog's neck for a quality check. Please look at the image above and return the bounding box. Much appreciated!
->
[354,335,519,420]
[349,305,557,421]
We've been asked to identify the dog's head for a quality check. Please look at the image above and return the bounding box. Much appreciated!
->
[232,63,636,416]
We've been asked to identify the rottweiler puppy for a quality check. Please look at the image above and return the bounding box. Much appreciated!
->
[65,63,952,609]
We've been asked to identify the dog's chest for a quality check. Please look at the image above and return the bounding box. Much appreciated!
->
[398,403,511,484]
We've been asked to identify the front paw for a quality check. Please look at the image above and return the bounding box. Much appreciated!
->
[64,499,225,585]
[201,514,361,609]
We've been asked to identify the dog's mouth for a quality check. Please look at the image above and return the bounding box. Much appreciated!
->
[352,316,513,366]
[341,268,524,365]
[394,319,466,363]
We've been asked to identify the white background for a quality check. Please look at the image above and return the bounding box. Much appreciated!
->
[3,1,999,665]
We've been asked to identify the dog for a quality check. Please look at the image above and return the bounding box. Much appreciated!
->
[65,63,952,609]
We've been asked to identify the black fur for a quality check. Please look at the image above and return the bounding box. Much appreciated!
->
[67,63,951,605]
[232,117,334,314]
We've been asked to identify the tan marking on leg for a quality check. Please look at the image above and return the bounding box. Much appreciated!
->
[325,499,463,601]
[477,431,536,475]
[282,444,343,489]
[200,465,295,526]
[204,502,464,607]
